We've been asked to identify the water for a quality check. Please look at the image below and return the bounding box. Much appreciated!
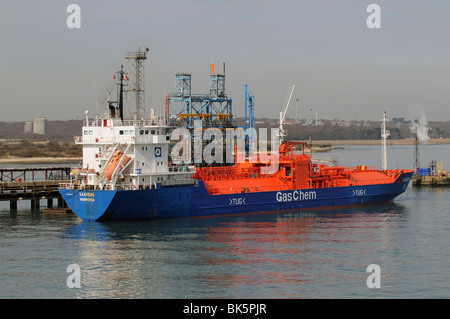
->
[1,144,450,299]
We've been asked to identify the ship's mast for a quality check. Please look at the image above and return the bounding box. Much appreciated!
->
[381,111,390,171]
[118,64,124,121]
[106,65,126,121]
[126,48,149,120]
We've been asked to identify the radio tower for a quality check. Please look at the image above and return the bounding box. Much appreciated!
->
[126,48,149,119]
[412,121,420,172]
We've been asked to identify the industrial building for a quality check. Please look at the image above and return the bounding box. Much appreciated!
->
[24,117,47,135]
[24,121,33,134]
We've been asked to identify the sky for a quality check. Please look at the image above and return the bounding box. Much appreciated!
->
[1,0,450,122]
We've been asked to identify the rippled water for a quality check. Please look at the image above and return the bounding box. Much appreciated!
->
[1,145,450,298]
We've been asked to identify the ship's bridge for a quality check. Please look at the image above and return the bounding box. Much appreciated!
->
[71,116,195,190]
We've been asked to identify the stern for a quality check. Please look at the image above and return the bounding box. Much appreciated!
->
[59,188,117,221]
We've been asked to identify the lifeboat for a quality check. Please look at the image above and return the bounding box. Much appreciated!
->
[104,150,131,181]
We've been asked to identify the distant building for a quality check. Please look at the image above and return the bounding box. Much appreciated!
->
[32,117,47,135]
[24,121,33,133]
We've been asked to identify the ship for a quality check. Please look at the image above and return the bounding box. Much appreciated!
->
[59,51,413,221]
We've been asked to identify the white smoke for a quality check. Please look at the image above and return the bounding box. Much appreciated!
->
[408,105,430,144]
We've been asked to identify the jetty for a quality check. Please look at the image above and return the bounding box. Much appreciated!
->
[412,161,450,187]
[412,174,450,187]
[0,167,71,210]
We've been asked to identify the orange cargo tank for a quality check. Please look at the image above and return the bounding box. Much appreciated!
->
[193,141,412,195]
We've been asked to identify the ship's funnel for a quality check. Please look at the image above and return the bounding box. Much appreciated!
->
[210,63,214,75]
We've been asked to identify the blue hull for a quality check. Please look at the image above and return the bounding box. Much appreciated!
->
[59,172,413,221]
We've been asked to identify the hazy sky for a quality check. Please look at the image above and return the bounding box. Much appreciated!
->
[1,1,450,122]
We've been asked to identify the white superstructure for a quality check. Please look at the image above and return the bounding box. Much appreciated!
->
[72,115,195,191]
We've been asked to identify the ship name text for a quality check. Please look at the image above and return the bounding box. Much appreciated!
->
[79,191,95,197]
[229,197,246,205]
[276,190,317,202]
[80,191,95,202]
[352,189,367,196]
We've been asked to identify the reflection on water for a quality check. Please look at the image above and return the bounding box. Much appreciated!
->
[54,203,409,298]
[1,191,449,298]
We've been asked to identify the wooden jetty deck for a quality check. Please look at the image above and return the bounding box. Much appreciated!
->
[0,167,72,210]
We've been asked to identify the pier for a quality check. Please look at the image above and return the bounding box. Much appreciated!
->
[412,161,450,187]
[0,167,71,210]
[412,175,450,187]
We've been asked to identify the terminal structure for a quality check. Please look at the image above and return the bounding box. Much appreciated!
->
[165,63,233,130]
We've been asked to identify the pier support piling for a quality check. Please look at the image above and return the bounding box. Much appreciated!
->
[10,200,17,211]
[31,198,40,210]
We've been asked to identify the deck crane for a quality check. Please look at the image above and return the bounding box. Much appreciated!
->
[244,85,256,156]
[278,84,295,145]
